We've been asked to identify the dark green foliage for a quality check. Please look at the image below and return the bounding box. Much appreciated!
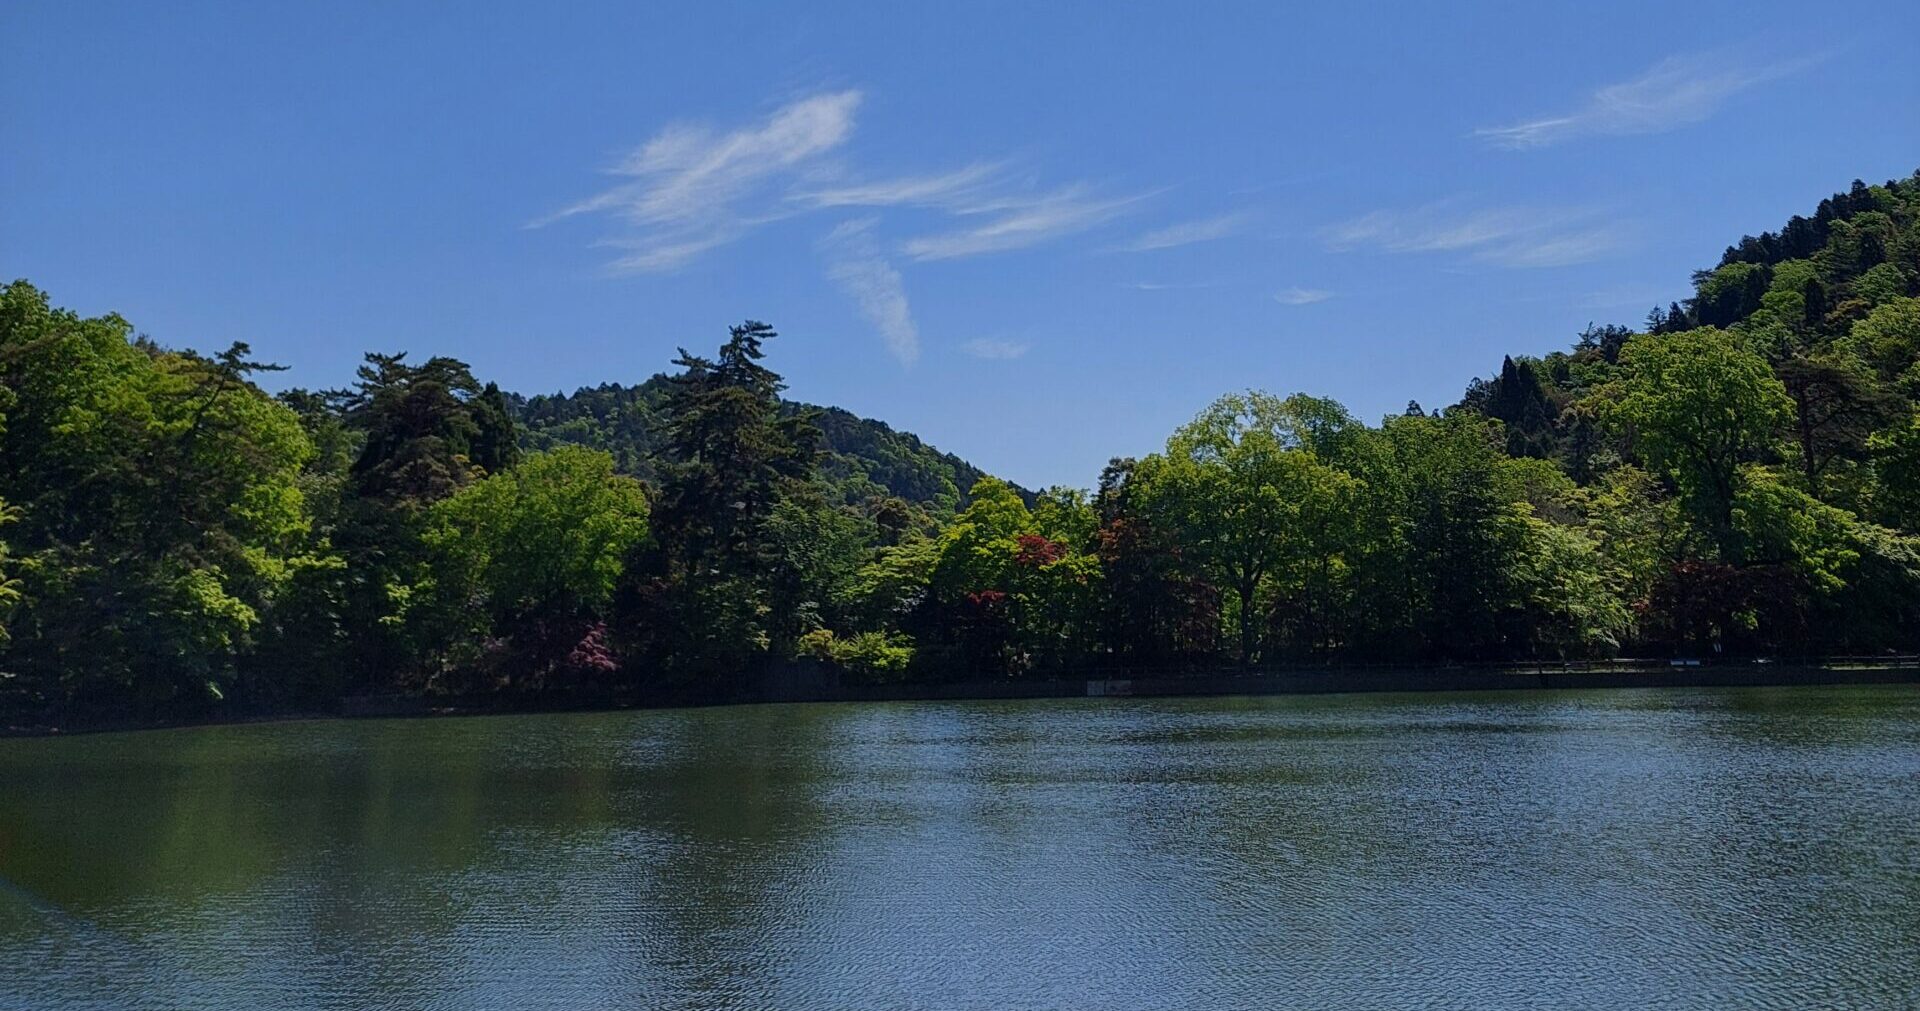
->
[514,378,1010,515]
[1094,457,1222,666]
[1691,261,1773,329]
[345,353,517,505]
[1460,356,1560,458]
[613,322,829,682]
[1718,177,1907,271]
[7,168,1920,724]
[469,382,521,476]
[1576,323,1633,365]
[1777,355,1899,494]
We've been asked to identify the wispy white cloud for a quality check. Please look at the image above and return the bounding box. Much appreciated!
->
[1322,202,1628,268]
[1275,287,1333,305]
[1324,205,1533,254]
[820,218,919,366]
[903,187,1150,260]
[790,162,1005,209]
[960,338,1030,360]
[1481,228,1626,268]
[1112,212,1249,253]
[593,230,744,273]
[536,90,863,272]
[544,91,1156,279]
[1475,50,1819,149]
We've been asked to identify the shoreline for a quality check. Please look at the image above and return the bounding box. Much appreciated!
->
[6,659,1918,739]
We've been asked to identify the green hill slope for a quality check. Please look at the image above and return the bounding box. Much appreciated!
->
[1457,170,1920,534]
[510,378,1014,513]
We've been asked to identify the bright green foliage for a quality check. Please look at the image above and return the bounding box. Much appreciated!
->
[412,447,647,689]
[1137,394,1364,665]
[913,478,1103,674]
[1090,401,1633,663]
[1601,327,1794,551]
[0,380,22,650]
[8,172,1920,723]
[763,489,874,640]
[0,281,321,710]
[1826,523,1920,648]
[796,628,915,682]
[1854,262,1911,307]
[0,501,21,645]
[1842,297,1920,389]
[1869,409,1920,530]
[1511,517,1634,655]
[1448,171,1920,652]
[428,447,648,618]
[927,479,1030,587]
[1731,467,1860,593]
[845,535,941,631]
[1564,466,1681,609]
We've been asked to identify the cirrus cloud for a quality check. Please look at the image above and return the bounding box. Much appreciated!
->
[820,218,920,366]
[1322,202,1630,268]
[536,90,862,272]
[902,187,1153,261]
[1475,49,1822,149]
[538,90,1168,363]
[1112,212,1250,253]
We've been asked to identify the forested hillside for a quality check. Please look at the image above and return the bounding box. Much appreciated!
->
[1449,172,1920,652]
[513,380,1006,516]
[2,169,1918,726]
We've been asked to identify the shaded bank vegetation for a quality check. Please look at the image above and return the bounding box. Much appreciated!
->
[5,171,1920,723]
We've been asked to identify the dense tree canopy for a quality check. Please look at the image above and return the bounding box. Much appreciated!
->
[514,376,1008,516]
[1598,326,1794,552]
[420,446,650,688]
[0,282,320,711]
[4,169,1920,724]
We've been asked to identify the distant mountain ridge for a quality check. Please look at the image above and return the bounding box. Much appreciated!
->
[510,376,1017,513]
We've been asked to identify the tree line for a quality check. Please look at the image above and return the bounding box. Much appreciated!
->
[3,170,1919,721]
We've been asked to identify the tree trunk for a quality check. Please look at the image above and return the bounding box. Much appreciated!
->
[1238,579,1257,668]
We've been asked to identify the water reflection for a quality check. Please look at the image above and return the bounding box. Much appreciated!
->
[1,686,1916,1009]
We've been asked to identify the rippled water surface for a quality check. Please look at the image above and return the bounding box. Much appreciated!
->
[3,686,1918,1009]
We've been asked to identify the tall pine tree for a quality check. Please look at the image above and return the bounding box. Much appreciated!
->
[615,322,823,684]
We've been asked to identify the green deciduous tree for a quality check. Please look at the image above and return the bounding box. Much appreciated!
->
[1869,408,1920,530]
[422,447,649,688]
[1841,296,1920,390]
[1511,516,1633,656]
[930,479,1102,674]
[1600,327,1795,554]
[1139,393,1363,666]
[0,281,322,712]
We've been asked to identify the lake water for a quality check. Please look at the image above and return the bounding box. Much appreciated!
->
[2,686,1917,1010]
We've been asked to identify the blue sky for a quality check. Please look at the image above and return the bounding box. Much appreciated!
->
[5,2,1917,489]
